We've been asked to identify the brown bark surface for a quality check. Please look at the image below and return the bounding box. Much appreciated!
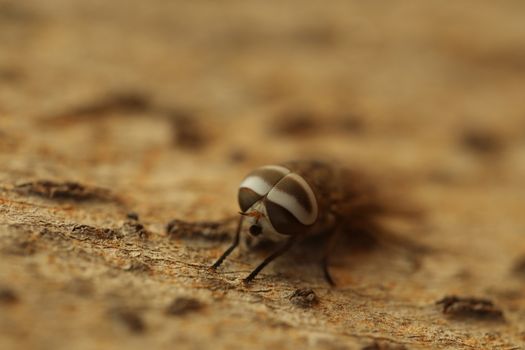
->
[1,1,525,349]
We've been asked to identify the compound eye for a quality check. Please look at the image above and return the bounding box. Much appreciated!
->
[238,187,262,212]
[238,165,290,212]
[265,200,306,235]
[266,173,318,225]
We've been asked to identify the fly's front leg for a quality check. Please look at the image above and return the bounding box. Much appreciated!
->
[210,215,244,270]
[243,235,296,284]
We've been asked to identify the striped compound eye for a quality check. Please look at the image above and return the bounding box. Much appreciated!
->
[238,165,290,212]
[238,165,318,235]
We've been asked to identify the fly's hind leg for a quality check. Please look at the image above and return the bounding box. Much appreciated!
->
[322,225,342,286]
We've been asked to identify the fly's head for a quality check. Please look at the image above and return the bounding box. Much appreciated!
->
[238,165,319,240]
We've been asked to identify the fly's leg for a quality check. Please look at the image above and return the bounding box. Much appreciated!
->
[243,236,296,284]
[322,223,342,286]
[210,215,244,270]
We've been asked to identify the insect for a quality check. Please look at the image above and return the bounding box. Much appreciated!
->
[211,160,355,285]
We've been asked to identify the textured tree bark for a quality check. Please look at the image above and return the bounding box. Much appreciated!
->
[1,1,525,349]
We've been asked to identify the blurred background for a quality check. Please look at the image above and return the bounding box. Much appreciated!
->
[1,0,525,349]
[2,0,525,217]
